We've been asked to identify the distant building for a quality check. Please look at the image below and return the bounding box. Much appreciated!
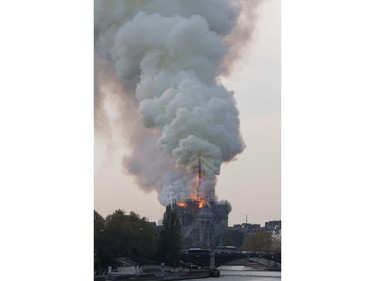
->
[265,220,281,240]
[230,223,261,234]
[265,220,281,231]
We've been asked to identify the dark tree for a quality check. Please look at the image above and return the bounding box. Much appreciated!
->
[94,209,157,272]
[105,209,157,261]
[94,210,113,271]
[159,205,182,266]
[105,210,131,258]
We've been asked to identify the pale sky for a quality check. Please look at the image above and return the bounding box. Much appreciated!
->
[94,0,281,226]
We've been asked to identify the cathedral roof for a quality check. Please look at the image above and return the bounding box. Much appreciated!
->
[196,203,215,218]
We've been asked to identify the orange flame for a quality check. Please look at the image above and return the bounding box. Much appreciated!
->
[176,201,187,208]
[197,198,205,208]
[175,197,205,209]
[175,168,206,209]
[192,193,205,208]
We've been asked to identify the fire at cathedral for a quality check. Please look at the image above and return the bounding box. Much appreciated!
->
[172,158,231,248]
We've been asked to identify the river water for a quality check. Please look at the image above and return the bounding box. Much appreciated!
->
[193,265,281,281]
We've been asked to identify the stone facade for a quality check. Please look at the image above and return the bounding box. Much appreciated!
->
[173,199,231,248]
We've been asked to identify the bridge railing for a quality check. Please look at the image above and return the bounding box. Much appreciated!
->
[180,249,281,267]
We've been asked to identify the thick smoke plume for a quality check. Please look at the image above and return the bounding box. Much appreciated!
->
[95,0,260,205]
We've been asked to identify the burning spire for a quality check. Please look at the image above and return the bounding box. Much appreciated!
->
[197,156,202,197]
[198,157,202,182]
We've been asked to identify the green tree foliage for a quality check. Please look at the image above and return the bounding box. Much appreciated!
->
[159,205,182,266]
[241,232,275,251]
[215,230,245,248]
[94,209,157,271]
[94,210,113,270]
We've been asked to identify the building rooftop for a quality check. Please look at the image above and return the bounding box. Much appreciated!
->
[196,203,215,218]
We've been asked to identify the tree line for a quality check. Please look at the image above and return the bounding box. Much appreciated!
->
[216,230,281,252]
[94,205,181,272]
[94,206,280,272]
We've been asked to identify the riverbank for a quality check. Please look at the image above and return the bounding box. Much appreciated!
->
[94,265,211,281]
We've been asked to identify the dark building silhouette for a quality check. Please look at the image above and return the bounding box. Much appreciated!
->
[173,199,231,248]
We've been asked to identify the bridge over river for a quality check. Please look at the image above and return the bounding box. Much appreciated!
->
[180,249,281,271]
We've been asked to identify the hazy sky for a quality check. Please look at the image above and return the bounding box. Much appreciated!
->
[94,0,281,226]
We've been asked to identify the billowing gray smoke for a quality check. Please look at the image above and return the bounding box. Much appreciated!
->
[95,0,260,205]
